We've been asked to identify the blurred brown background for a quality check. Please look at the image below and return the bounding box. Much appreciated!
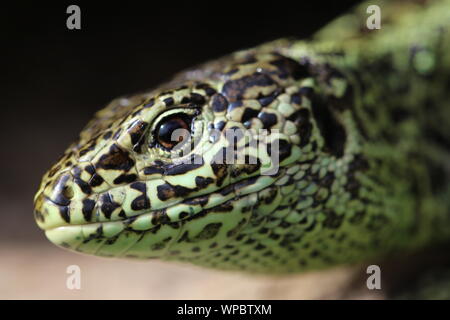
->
[0,1,387,299]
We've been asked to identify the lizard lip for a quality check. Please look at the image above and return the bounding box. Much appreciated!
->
[38,172,279,235]
[42,180,264,257]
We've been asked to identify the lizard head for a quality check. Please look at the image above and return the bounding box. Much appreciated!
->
[34,45,343,271]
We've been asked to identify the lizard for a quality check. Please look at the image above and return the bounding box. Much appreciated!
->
[34,0,450,281]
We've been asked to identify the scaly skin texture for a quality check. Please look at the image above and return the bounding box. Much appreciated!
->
[34,0,450,273]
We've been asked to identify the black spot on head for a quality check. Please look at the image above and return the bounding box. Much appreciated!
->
[59,205,70,223]
[258,111,278,129]
[204,87,216,96]
[221,73,276,101]
[299,86,314,98]
[181,96,191,104]
[214,121,226,131]
[89,173,104,187]
[100,193,120,219]
[74,177,92,195]
[190,92,206,105]
[195,83,216,96]
[288,108,310,126]
[156,183,193,201]
[131,108,143,117]
[298,123,313,147]
[113,173,137,185]
[179,211,189,220]
[85,165,96,175]
[195,176,214,188]
[47,164,62,178]
[163,97,174,106]
[118,210,127,219]
[211,93,229,113]
[130,196,149,211]
[165,156,204,176]
[311,95,346,157]
[290,93,302,105]
[78,140,97,158]
[96,144,135,171]
[258,88,283,107]
[130,181,146,193]
[82,199,96,222]
[143,166,164,175]
[241,108,260,123]
[143,99,155,109]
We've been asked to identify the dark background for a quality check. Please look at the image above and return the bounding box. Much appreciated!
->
[0,1,361,243]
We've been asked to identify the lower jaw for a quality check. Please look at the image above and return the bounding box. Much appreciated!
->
[45,219,174,259]
[44,173,280,258]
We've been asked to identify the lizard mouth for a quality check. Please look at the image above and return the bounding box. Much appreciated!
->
[41,172,280,257]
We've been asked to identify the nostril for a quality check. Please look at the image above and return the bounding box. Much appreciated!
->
[63,185,74,200]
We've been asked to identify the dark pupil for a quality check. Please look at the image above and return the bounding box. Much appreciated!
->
[157,116,190,148]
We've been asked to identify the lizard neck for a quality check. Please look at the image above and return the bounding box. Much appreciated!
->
[266,0,450,255]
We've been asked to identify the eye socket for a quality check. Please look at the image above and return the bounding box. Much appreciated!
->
[155,114,192,149]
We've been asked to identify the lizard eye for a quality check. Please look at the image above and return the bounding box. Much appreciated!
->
[155,114,192,149]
